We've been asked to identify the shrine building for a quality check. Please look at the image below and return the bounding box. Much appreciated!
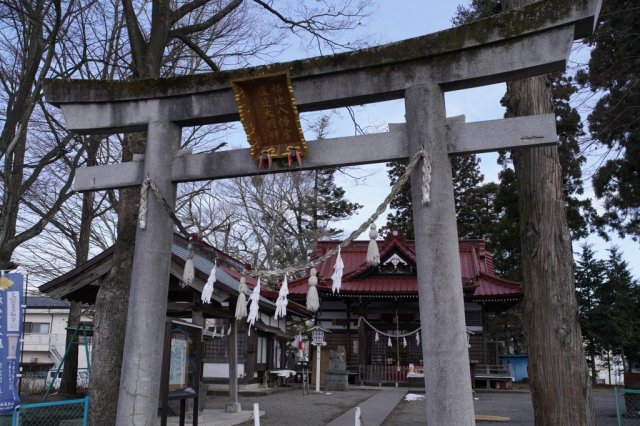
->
[287,231,522,385]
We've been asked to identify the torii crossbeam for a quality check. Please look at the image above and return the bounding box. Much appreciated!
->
[44,1,602,424]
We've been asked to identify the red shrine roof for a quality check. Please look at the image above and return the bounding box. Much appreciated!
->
[287,232,522,302]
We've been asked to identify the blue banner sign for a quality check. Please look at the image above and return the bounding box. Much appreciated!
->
[0,273,24,414]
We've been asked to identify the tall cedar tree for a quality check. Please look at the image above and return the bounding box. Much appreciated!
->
[577,0,640,240]
[594,248,640,371]
[503,0,595,423]
[384,154,485,239]
[304,115,362,239]
[575,244,607,383]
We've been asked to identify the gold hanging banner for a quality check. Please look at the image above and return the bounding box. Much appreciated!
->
[230,71,307,165]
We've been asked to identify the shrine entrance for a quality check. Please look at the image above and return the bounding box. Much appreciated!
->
[44,1,601,424]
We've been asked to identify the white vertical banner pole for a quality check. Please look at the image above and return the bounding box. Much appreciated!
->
[315,345,321,392]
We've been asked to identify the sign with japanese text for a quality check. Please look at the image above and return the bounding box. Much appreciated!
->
[230,71,307,160]
[0,273,23,414]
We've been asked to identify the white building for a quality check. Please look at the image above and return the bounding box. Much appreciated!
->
[21,295,92,379]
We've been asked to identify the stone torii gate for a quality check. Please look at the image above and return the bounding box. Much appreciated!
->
[44,1,601,424]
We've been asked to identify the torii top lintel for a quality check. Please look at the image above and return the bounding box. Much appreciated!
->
[44,0,601,135]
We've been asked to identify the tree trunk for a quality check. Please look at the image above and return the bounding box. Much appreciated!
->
[60,302,82,394]
[0,132,26,268]
[503,1,595,424]
[88,133,144,425]
[61,137,99,395]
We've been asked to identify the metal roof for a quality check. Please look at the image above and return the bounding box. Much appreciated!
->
[288,233,522,301]
[26,295,71,309]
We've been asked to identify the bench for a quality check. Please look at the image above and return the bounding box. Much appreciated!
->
[475,365,513,389]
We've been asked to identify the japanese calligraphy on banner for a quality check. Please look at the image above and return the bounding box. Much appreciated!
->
[0,273,23,414]
[230,71,307,160]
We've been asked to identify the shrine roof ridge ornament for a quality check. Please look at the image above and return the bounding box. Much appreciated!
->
[43,0,601,134]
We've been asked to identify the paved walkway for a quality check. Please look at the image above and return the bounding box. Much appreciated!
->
[326,389,407,426]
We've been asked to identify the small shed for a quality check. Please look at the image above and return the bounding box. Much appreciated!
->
[500,354,529,382]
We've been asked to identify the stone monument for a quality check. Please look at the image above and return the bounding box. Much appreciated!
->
[325,345,348,391]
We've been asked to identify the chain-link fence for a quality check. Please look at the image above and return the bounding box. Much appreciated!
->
[615,387,640,425]
[11,397,88,426]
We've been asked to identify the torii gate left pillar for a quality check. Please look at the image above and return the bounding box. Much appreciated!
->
[116,121,181,423]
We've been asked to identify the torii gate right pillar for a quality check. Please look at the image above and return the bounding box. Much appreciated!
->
[406,84,475,425]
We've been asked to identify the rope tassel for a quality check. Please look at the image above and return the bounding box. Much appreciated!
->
[366,224,380,266]
[331,246,344,294]
[421,148,432,205]
[375,332,380,343]
[306,268,320,312]
[138,179,151,229]
[274,274,289,319]
[235,274,248,320]
[182,241,195,288]
[387,337,392,348]
[201,262,216,304]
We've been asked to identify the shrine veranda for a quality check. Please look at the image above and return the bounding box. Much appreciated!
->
[43,1,602,424]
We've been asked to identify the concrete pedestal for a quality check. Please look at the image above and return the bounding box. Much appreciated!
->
[325,370,348,391]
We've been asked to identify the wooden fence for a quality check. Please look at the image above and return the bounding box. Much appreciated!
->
[357,363,513,388]
[358,365,411,384]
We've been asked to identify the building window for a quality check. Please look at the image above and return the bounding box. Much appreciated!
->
[257,336,268,364]
[203,337,227,362]
[24,322,50,334]
[465,310,482,327]
[203,333,247,362]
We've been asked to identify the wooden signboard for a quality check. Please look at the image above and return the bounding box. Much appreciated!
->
[230,71,307,161]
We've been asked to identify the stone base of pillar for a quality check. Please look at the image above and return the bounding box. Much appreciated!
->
[225,402,242,413]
